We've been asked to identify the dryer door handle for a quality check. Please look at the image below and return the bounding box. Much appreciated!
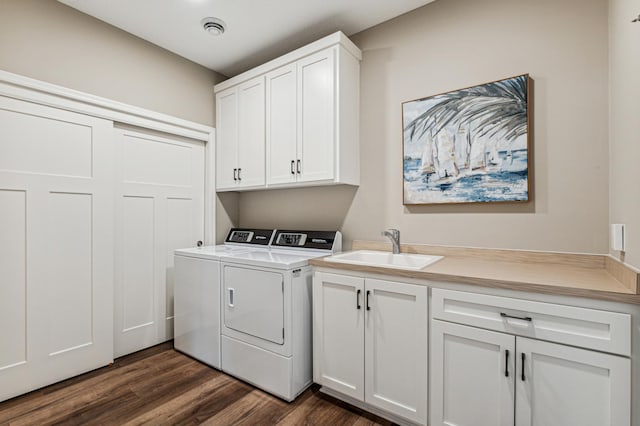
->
[228,287,235,307]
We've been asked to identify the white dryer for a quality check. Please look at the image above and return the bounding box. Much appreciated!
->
[220,230,341,401]
[173,229,275,369]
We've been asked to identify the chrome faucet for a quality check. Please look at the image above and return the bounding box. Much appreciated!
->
[382,228,401,254]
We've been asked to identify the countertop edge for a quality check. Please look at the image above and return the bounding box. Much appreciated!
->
[309,254,640,306]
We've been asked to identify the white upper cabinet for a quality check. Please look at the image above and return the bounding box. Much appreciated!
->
[296,49,336,184]
[266,63,298,185]
[215,31,361,192]
[216,76,265,190]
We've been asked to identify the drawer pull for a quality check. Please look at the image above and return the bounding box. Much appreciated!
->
[521,353,526,381]
[500,312,532,322]
[505,349,510,377]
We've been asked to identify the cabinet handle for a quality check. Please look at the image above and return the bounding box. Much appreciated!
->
[228,288,235,307]
[500,312,532,322]
[291,160,295,175]
[366,290,371,311]
[237,168,242,181]
[356,289,361,310]
[296,159,301,174]
[505,349,510,377]
[521,353,526,381]
[233,168,237,181]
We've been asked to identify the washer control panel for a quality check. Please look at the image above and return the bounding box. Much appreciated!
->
[225,228,274,246]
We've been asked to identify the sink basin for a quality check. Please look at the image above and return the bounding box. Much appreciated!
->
[325,250,443,271]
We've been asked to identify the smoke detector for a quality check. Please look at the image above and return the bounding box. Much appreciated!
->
[202,18,226,36]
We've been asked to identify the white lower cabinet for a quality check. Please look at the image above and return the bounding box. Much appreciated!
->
[515,337,630,426]
[430,320,515,426]
[313,272,428,425]
[431,320,631,426]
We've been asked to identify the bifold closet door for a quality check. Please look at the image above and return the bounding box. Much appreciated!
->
[114,127,205,357]
[0,96,114,402]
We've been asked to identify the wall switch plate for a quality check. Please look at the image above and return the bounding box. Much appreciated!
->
[611,224,625,251]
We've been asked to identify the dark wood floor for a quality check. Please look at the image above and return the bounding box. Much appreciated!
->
[0,342,394,425]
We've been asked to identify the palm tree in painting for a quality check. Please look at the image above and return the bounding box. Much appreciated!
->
[404,75,528,165]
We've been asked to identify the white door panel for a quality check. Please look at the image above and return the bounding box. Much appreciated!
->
[216,88,238,189]
[115,127,205,357]
[237,77,266,188]
[312,272,364,400]
[516,337,630,426]
[364,279,428,425]
[223,266,284,345]
[431,320,515,426]
[266,64,297,185]
[298,49,335,183]
[0,96,114,402]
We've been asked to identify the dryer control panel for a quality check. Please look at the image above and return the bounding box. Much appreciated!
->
[271,230,341,252]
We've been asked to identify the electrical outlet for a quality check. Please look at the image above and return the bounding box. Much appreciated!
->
[611,224,625,251]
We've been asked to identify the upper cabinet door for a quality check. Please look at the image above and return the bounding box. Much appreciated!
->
[297,48,336,183]
[266,64,298,186]
[216,87,239,189]
[237,76,266,188]
[430,320,515,426]
[515,337,631,426]
[364,278,429,425]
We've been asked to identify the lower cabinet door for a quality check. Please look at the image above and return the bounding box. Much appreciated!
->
[313,272,365,400]
[515,337,631,426]
[364,279,429,425]
[430,320,515,426]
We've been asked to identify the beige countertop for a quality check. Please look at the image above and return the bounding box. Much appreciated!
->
[309,241,640,305]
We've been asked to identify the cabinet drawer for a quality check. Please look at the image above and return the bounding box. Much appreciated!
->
[431,288,631,356]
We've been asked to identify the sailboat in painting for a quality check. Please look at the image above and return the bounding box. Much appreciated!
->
[402,74,530,204]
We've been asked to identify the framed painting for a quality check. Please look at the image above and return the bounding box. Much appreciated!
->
[402,74,531,205]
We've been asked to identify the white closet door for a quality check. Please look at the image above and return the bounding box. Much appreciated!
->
[0,96,114,402]
[114,127,205,357]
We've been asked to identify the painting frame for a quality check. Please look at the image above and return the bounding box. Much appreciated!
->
[402,74,532,206]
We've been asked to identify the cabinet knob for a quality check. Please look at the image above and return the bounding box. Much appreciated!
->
[296,159,301,174]
[238,168,242,181]
[233,168,237,181]
[291,160,295,175]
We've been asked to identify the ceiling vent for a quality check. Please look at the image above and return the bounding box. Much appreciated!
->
[202,18,226,36]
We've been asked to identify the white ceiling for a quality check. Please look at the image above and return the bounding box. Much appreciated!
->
[58,0,435,77]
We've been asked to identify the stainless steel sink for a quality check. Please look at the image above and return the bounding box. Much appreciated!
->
[325,250,443,271]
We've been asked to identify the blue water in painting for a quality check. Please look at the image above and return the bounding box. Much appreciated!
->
[403,150,528,203]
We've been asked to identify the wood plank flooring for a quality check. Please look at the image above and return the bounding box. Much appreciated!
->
[0,343,394,425]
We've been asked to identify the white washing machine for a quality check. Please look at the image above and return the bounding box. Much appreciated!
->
[220,229,341,401]
[173,228,275,369]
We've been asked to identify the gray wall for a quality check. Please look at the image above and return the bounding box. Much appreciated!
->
[239,0,611,255]
[609,0,640,268]
[0,0,224,126]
